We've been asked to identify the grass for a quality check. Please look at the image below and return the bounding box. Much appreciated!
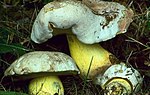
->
[0,0,150,95]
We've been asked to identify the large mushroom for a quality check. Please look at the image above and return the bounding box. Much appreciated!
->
[31,0,133,44]
[4,51,80,95]
[30,0,143,94]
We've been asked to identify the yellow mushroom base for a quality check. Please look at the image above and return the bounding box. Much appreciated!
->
[28,76,64,95]
[102,78,132,95]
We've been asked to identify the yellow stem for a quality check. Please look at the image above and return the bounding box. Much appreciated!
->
[66,34,118,80]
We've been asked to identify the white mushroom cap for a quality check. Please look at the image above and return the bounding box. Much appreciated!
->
[4,51,80,77]
[94,62,143,93]
[31,0,133,44]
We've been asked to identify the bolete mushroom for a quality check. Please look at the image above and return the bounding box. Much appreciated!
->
[31,0,133,44]
[30,0,143,94]
[95,62,143,95]
[4,51,80,95]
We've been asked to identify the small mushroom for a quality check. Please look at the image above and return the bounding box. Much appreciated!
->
[31,0,133,44]
[4,51,80,95]
[95,62,143,94]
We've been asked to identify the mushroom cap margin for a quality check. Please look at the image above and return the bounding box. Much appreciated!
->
[4,51,80,77]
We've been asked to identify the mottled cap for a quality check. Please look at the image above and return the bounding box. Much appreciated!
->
[31,0,134,44]
[94,62,143,93]
[4,51,80,78]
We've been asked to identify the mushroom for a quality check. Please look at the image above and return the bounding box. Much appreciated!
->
[31,0,133,44]
[30,0,143,94]
[4,51,80,95]
[94,62,143,95]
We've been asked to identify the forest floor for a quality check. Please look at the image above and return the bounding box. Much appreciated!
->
[0,0,150,95]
